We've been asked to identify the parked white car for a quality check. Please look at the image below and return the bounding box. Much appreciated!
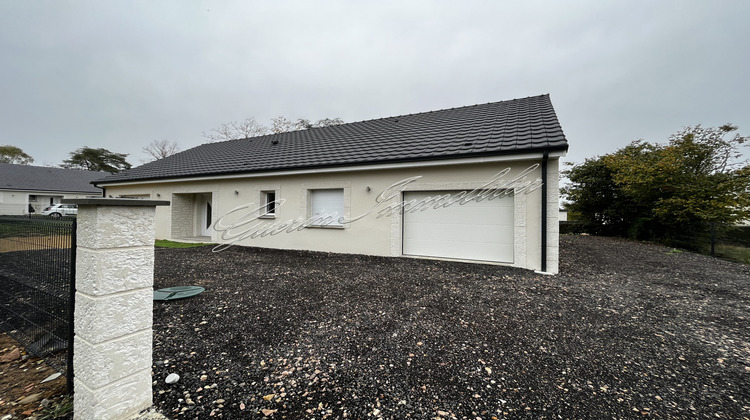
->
[41,204,78,218]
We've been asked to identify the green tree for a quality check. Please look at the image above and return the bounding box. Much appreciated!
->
[0,145,34,164]
[561,157,642,236]
[61,147,132,173]
[563,124,749,238]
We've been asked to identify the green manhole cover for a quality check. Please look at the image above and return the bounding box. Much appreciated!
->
[154,286,205,301]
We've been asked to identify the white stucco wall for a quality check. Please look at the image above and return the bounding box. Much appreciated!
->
[0,191,28,215]
[72,202,160,420]
[103,157,562,273]
[0,190,101,215]
[545,158,561,274]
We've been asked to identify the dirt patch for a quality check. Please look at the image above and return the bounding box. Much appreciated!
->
[150,236,750,419]
[0,236,71,253]
[0,333,68,418]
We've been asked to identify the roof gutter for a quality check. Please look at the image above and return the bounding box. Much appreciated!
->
[94,150,568,187]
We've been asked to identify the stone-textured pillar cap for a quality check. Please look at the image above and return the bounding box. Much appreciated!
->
[62,198,170,207]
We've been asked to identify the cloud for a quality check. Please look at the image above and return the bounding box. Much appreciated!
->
[0,0,747,167]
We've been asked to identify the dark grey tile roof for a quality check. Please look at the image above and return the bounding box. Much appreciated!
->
[95,94,568,185]
[0,163,104,194]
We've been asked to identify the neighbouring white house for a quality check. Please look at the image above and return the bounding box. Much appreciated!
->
[0,163,104,215]
[94,94,569,273]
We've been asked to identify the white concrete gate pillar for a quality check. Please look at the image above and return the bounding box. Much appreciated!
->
[64,198,169,420]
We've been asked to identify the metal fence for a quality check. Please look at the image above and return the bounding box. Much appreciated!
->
[562,220,750,265]
[0,215,75,393]
[666,223,750,264]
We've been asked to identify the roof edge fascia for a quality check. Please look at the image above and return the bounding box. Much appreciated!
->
[97,151,566,188]
[0,188,103,195]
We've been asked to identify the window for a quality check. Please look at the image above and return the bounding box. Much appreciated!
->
[309,189,344,227]
[29,195,37,202]
[261,191,277,217]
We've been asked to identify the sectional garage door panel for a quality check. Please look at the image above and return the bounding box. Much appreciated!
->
[403,237,514,262]
[402,191,514,263]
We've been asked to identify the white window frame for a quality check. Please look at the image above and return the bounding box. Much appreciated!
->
[260,190,277,218]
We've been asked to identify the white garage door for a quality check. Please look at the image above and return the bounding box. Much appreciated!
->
[402,191,514,263]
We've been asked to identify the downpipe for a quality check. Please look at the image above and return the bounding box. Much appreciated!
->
[541,151,548,273]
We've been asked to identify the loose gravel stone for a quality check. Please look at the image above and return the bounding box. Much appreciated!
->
[151,236,750,419]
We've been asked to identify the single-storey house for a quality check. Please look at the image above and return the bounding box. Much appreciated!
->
[94,94,569,273]
[0,163,104,215]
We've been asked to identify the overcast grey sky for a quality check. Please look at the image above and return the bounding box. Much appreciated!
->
[1,0,748,169]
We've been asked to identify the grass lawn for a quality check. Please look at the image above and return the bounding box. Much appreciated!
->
[716,243,750,264]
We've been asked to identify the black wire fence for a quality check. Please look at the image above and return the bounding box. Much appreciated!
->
[561,220,750,264]
[0,215,75,393]
[665,222,750,264]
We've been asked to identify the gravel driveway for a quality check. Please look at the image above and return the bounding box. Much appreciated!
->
[150,235,749,419]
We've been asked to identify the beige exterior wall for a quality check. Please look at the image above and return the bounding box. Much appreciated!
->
[103,158,562,273]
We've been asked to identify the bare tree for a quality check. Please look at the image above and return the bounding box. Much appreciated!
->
[143,139,181,161]
[204,116,344,142]
[270,116,298,134]
[202,117,269,142]
[314,117,344,127]
[271,117,345,133]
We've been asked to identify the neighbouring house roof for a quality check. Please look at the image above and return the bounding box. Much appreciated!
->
[95,94,568,185]
[0,163,104,194]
